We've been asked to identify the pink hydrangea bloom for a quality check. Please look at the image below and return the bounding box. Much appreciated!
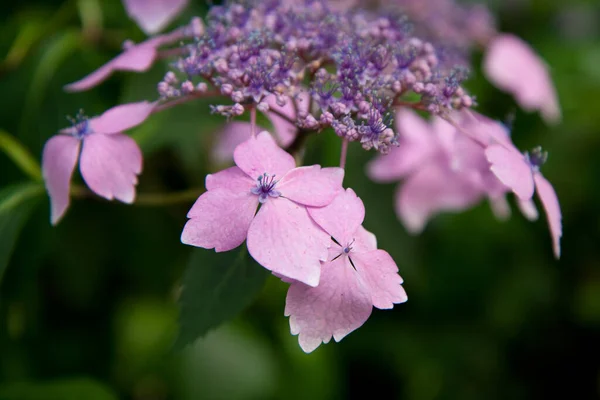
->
[285,188,407,353]
[123,0,189,35]
[43,101,155,225]
[485,144,562,258]
[484,34,561,124]
[65,28,186,92]
[368,109,491,233]
[181,131,344,287]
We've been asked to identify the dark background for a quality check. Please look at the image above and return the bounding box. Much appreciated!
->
[1,0,599,399]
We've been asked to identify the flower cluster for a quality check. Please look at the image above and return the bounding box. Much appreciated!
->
[41,0,563,351]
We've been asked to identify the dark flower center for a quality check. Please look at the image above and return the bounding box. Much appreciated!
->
[251,173,281,203]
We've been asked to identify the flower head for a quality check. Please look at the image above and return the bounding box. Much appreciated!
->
[181,131,344,286]
[285,188,407,352]
[43,101,155,224]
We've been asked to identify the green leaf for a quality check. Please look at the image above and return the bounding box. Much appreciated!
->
[0,377,118,400]
[19,30,81,136]
[0,130,42,181]
[0,183,44,284]
[175,246,269,349]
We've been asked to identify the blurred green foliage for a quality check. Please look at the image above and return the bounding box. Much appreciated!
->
[1,0,599,399]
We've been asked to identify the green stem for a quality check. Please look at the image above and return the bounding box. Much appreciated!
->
[0,130,43,182]
[70,185,204,206]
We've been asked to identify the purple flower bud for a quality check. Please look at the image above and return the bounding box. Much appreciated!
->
[231,103,244,116]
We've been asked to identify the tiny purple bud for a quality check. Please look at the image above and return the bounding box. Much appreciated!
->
[221,84,233,96]
[231,103,244,116]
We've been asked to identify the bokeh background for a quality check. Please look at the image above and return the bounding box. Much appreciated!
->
[1,0,600,399]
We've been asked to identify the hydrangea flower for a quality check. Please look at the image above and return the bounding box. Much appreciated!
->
[123,0,189,35]
[181,131,344,286]
[368,109,491,233]
[65,18,203,92]
[42,101,155,224]
[484,34,561,124]
[485,144,562,258]
[285,188,407,352]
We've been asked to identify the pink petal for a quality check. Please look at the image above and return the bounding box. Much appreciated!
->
[489,195,512,221]
[396,162,483,234]
[278,166,344,207]
[352,225,377,253]
[79,133,142,203]
[88,101,155,134]
[233,131,296,180]
[351,249,407,309]
[42,135,81,225]
[205,166,254,192]
[265,94,299,147]
[212,122,260,164]
[485,144,535,200]
[246,198,330,287]
[368,109,435,182]
[64,45,157,92]
[308,188,365,245]
[458,110,513,148]
[181,189,259,252]
[517,198,539,221]
[534,173,562,258]
[284,256,372,353]
[483,34,561,124]
[123,0,189,34]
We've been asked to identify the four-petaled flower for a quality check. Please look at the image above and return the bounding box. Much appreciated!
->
[485,142,562,258]
[42,101,155,224]
[181,131,344,287]
[285,188,407,353]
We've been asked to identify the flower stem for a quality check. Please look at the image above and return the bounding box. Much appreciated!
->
[153,91,221,113]
[393,100,428,111]
[340,139,349,169]
[71,185,204,206]
[250,106,257,137]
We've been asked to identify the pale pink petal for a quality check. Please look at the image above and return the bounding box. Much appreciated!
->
[484,34,561,124]
[485,144,535,200]
[284,256,372,353]
[247,199,330,287]
[517,198,539,221]
[212,122,261,164]
[351,249,407,309]
[352,225,377,253]
[42,135,81,225]
[308,188,365,245]
[396,162,483,234]
[88,101,155,134]
[368,109,436,182]
[278,166,344,207]
[265,94,301,147]
[233,131,296,180]
[534,173,562,258]
[79,133,142,203]
[205,166,254,192]
[64,45,157,92]
[181,189,259,252]
[489,195,511,221]
[123,0,189,34]
[458,110,513,148]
